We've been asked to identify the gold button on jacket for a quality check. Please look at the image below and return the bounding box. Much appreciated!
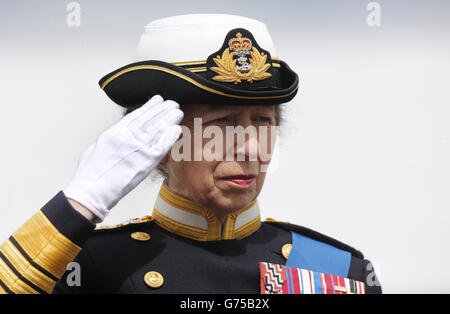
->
[144,271,164,289]
[281,243,292,259]
[131,232,151,242]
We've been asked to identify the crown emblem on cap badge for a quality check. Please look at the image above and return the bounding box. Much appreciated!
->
[210,32,272,84]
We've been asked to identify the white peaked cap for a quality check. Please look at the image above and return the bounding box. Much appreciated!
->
[136,14,277,62]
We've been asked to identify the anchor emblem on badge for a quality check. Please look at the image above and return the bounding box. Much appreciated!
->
[230,32,253,73]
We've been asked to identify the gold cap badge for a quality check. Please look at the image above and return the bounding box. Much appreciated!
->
[209,30,272,84]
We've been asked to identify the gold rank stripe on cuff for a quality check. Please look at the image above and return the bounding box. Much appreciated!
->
[0,240,55,294]
[152,182,262,241]
[0,254,39,294]
[0,210,82,294]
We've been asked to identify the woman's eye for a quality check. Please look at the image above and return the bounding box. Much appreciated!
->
[212,117,232,123]
[254,116,272,123]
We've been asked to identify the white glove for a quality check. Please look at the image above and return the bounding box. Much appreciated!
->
[63,95,183,222]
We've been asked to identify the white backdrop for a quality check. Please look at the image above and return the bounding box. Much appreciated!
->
[1,0,449,293]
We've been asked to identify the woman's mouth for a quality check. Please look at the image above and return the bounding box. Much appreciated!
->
[221,175,256,189]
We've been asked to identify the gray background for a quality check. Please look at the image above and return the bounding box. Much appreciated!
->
[1,0,449,293]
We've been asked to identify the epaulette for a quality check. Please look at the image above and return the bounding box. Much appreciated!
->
[264,218,364,259]
[94,215,154,233]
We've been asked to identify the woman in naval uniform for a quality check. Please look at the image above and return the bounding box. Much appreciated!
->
[0,14,381,294]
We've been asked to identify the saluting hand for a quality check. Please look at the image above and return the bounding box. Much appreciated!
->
[63,95,183,222]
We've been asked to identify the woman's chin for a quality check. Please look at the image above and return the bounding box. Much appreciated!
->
[206,189,257,214]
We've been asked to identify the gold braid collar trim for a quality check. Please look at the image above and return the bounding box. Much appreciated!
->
[152,183,261,241]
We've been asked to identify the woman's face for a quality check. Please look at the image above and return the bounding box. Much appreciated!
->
[162,104,277,222]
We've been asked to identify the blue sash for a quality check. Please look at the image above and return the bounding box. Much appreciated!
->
[286,231,351,277]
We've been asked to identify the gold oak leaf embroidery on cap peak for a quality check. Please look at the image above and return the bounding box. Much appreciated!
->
[210,32,272,84]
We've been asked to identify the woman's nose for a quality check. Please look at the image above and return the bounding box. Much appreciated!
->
[233,128,259,162]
